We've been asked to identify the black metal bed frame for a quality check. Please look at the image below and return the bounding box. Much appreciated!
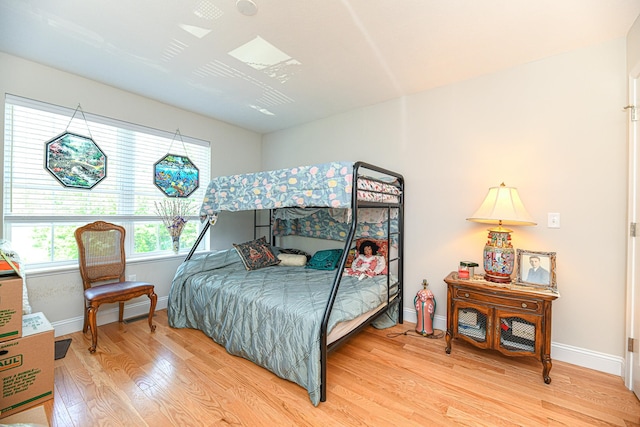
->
[184,161,404,403]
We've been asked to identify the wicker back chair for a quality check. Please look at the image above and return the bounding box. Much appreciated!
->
[75,221,157,353]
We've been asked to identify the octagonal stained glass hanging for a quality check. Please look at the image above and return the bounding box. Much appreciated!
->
[45,132,107,189]
[154,153,199,197]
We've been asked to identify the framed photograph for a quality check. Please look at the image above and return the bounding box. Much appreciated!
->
[516,249,557,290]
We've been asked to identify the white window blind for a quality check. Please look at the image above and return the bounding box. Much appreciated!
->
[3,94,210,266]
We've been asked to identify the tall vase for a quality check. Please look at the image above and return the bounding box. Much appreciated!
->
[482,227,514,283]
[414,280,435,336]
[172,235,180,254]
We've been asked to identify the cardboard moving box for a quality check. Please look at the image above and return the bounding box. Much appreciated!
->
[0,276,22,343]
[0,404,48,426]
[0,312,54,419]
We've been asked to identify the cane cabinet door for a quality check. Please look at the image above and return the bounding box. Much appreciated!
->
[453,301,491,349]
[493,310,542,357]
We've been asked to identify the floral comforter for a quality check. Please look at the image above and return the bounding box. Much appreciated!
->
[198,161,401,220]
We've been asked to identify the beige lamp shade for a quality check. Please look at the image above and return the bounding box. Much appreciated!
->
[467,183,536,227]
[467,182,535,283]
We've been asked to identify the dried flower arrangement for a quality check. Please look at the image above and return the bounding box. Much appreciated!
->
[154,199,194,252]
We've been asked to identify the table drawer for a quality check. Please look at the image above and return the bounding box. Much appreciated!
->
[452,288,542,314]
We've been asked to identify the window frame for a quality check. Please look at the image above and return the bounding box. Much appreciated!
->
[3,94,210,270]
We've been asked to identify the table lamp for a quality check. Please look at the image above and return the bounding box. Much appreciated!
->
[467,183,536,283]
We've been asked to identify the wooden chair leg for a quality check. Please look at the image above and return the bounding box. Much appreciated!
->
[118,301,125,323]
[148,289,157,332]
[83,301,89,333]
[87,303,99,353]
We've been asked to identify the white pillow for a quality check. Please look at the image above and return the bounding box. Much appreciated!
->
[277,253,307,267]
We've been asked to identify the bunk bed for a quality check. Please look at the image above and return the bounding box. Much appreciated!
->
[167,161,404,405]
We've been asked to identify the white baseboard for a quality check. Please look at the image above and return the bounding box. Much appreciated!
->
[402,308,624,378]
[51,296,169,337]
[550,342,624,376]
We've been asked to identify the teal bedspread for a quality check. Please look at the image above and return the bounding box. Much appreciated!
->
[167,249,396,405]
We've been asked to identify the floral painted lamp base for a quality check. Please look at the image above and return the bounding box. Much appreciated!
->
[482,227,514,283]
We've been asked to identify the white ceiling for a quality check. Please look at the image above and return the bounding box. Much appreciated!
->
[1,0,639,134]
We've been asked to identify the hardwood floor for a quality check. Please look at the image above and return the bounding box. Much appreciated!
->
[40,310,639,426]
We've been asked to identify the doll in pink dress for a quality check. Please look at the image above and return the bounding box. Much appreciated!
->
[344,240,386,280]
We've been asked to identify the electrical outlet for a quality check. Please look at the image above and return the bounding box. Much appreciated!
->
[548,213,560,229]
[127,274,137,281]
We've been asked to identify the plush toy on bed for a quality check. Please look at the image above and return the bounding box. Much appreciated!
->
[343,239,387,280]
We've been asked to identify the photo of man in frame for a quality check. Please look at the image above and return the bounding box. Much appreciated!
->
[524,254,550,285]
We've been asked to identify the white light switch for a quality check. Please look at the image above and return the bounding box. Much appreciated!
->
[548,213,560,228]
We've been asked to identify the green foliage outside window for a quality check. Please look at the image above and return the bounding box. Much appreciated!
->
[18,220,201,265]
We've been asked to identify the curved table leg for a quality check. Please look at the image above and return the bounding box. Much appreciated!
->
[542,354,552,384]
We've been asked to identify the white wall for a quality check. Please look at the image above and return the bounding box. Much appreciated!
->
[0,53,262,332]
[263,38,629,371]
[629,14,640,75]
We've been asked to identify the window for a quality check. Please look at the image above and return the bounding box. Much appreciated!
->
[3,94,210,269]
